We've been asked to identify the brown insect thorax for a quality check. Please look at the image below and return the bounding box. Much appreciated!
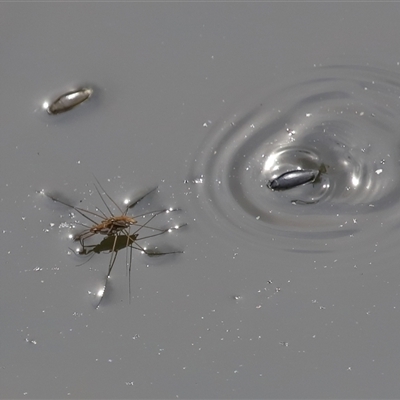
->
[90,215,137,236]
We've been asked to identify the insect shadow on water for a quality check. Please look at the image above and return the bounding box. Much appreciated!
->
[44,177,185,307]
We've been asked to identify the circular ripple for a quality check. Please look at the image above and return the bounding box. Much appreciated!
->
[188,65,400,252]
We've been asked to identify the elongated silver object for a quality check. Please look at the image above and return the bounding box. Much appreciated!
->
[267,169,319,191]
[46,88,93,115]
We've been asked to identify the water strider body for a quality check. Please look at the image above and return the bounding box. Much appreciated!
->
[44,177,185,306]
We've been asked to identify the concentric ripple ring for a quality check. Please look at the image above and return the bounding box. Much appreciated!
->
[188,65,400,254]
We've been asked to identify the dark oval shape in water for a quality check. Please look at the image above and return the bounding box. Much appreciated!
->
[267,169,319,191]
[46,88,93,115]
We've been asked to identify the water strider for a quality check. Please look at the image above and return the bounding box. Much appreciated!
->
[44,177,185,306]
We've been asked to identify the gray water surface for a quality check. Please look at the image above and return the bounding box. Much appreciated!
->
[2,3,400,399]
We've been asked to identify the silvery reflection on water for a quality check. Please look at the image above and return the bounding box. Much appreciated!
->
[188,65,400,255]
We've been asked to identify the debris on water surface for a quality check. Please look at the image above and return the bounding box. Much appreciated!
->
[45,87,93,115]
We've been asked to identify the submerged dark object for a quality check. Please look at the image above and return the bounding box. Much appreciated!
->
[267,169,319,191]
[46,87,93,115]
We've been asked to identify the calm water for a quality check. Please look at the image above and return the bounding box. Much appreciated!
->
[8,63,400,399]
[5,4,400,398]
